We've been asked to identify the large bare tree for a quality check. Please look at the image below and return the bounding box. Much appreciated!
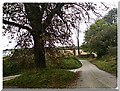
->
[3,3,107,68]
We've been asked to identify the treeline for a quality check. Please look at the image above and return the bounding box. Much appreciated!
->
[81,8,117,59]
[80,8,117,76]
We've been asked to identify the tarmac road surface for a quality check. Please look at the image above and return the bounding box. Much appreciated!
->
[70,60,117,88]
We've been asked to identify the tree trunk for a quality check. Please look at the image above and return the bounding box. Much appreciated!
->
[77,29,80,57]
[33,33,46,68]
[24,4,46,69]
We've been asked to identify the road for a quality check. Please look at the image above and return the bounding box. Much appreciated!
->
[70,60,117,88]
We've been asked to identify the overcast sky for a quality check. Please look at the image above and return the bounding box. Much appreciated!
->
[2,2,118,50]
[72,2,118,46]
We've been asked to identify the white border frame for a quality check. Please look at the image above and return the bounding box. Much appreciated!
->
[1,1,119,91]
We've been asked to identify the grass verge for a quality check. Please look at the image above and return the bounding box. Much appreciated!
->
[89,58,117,76]
[60,57,82,69]
[4,69,78,88]
[4,56,82,77]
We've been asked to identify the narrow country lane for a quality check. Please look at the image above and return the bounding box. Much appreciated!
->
[70,60,117,88]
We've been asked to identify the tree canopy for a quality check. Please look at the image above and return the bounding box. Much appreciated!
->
[81,8,117,58]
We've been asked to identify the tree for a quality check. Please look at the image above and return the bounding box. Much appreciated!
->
[77,28,80,56]
[3,3,107,68]
[103,8,117,24]
[81,8,117,58]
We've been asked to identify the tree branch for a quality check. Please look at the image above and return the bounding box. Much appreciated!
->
[56,10,70,31]
[43,3,65,30]
[3,19,32,30]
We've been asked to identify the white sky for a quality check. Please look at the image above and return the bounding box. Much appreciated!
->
[2,2,118,50]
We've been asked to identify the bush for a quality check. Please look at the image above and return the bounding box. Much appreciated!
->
[3,60,19,77]
[3,49,35,77]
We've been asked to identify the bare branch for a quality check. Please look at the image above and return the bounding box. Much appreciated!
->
[43,3,65,30]
[101,2,109,10]
[3,19,31,31]
[56,11,70,31]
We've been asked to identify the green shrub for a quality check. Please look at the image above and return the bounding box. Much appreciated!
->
[3,49,35,77]
[3,60,19,77]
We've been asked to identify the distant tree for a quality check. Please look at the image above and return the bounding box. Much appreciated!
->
[81,8,117,58]
[77,28,80,56]
[103,8,117,24]
[3,3,107,68]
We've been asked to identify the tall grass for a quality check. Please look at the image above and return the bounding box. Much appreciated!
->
[89,55,117,76]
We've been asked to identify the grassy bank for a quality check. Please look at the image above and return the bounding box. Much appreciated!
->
[4,56,82,77]
[89,56,117,76]
[3,51,82,88]
[54,57,82,69]
[4,69,79,88]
